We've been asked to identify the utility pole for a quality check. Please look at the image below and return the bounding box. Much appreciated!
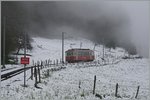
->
[2,16,6,69]
[102,38,105,59]
[93,43,96,50]
[103,44,104,59]
[24,33,27,87]
[62,32,64,65]
[80,42,82,49]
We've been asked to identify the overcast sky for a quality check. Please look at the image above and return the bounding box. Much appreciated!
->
[112,1,150,58]
[2,0,150,58]
[75,0,150,57]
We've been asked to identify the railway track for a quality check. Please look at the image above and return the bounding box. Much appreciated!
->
[1,64,62,81]
[1,66,32,81]
[2,61,111,81]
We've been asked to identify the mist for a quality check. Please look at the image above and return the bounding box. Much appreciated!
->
[2,1,150,58]
[119,1,150,58]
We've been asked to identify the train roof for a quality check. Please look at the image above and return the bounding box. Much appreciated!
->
[66,48,93,52]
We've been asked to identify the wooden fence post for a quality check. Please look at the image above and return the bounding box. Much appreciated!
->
[115,83,119,97]
[37,61,39,66]
[31,67,33,80]
[46,60,47,67]
[93,75,96,94]
[54,60,55,66]
[44,60,45,67]
[56,59,58,66]
[79,80,81,89]
[37,64,41,83]
[48,59,49,66]
[34,65,37,87]
[48,59,50,67]
[135,86,140,98]
[50,60,51,67]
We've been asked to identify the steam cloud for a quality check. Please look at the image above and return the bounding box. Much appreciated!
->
[2,1,149,57]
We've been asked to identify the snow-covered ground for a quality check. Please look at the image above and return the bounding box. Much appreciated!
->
[1,37,149,100]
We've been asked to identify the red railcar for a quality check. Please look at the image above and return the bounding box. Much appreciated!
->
[65,49,95,63]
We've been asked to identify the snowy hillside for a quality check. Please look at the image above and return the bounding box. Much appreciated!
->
[22,37,127,64]
[1,37,149,100]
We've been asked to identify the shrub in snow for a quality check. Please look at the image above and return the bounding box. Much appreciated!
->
[42,69,52,79]
[80,89,85,97]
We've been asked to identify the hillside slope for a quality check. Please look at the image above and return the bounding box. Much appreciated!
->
[28,37,126,63]
[1,37,149,100]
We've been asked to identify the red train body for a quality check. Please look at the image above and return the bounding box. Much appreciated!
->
[65,49,95,63]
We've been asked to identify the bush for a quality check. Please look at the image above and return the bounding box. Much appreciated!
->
[42,69,52,79]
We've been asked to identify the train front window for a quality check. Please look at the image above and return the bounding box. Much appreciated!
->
[66,52,71,56]
[66,52,74,56]
[73,52,77,56]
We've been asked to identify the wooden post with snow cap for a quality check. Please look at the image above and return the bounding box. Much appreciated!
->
[34,65,37,87]
[54,60,55,66]
[48,59,50,67]
[50,60,51,67]
[93,75,96,94]
[135,86,140,98]
[46,60,48,67]
[43,60,45,68]
[48,59,50,66]
[57,59,58,66]
[44,60,45,67]
[42,60,44,68]
[47,59,49,67]
[37,63,41,83]
[33,63,36,77]
[31,60,34,80]
[115,83,119,97]
[31,66,33,80]
[79,80,81,89]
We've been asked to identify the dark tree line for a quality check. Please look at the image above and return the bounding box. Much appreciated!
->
[1,1,32,64]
